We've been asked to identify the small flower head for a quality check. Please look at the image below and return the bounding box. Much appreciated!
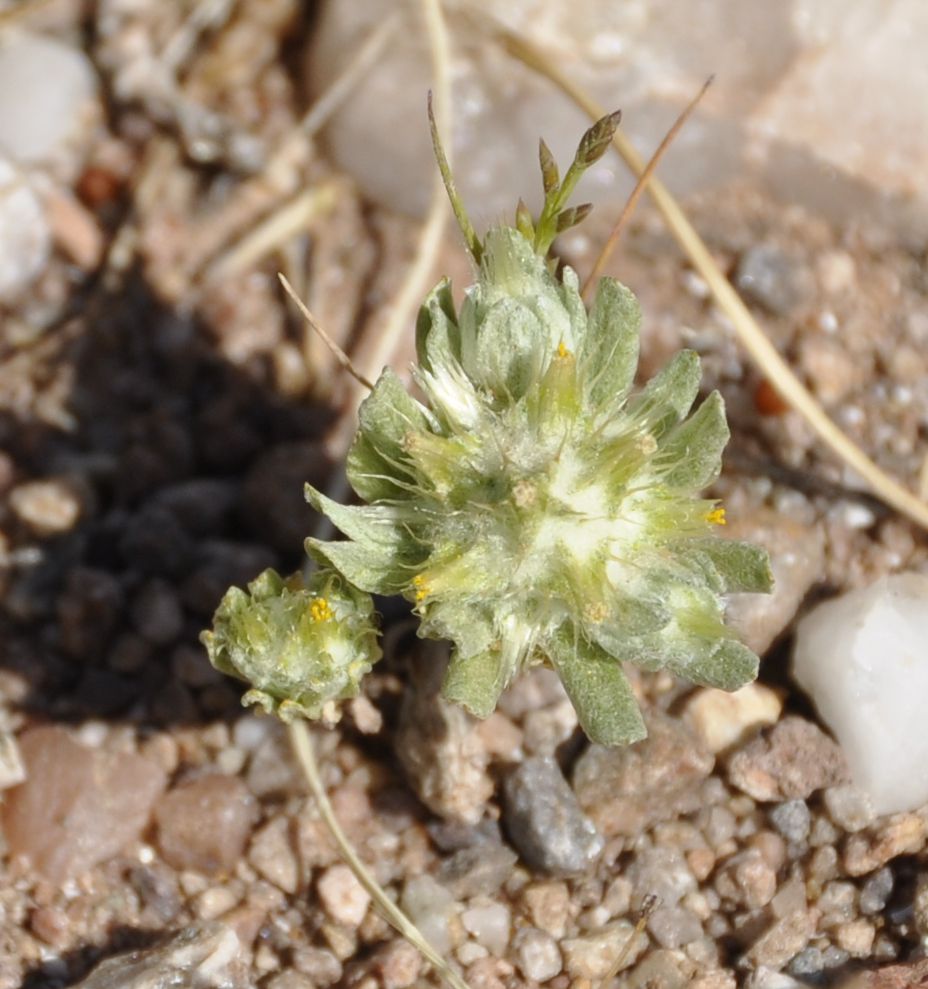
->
[305,116,772,746]
[201,567,381,724]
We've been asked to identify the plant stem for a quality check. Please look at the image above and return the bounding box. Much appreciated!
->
[288,720,471,989]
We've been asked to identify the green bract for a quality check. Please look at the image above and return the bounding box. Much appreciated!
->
[308,219,773,744]
[201,567,381,724]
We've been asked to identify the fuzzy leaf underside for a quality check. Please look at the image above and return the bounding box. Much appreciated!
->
[306,538,408,595]
[690,538,774,595]
[583,277,641,409]
[629,349,701,437]
[442,647,514,719]
[657,391,730,490]
[548,627,647,746]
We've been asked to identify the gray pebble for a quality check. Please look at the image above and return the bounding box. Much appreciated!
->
[400,875,457,956]
[437,842,517,899]
[626,847,696,909]
[647,904,704,949]
[71,923,240,989]
[502,756,603,876]
[859,867,893,915]
[735,244,813,315]
[769,800,811,844]
[821,945,850,969]
[787,946,824,977]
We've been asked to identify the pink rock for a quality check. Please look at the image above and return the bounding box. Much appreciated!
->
[1,726,167,882]
[155,774,258,875]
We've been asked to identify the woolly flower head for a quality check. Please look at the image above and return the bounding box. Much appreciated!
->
[201,567,381,724]
[306,112,772,745]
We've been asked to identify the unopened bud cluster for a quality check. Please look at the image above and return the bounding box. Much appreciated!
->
[201,567,381,724]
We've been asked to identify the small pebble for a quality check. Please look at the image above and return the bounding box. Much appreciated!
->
[513,927,562,982]
[726,716,849,802]
[682,683,782,755]
[574,711,713,837]
[769,800,811,844]
[396,648,493,825]
[70,925,241,988]
[808,845,839,884]
[735,244,812,316]
[626,847,696,909]
[823,784,876,833]
[647,905,704,949]
[195,886,239,921]
[438,841,517,898]
[522,881,570,939]
[817,881,857,927]
[714,850,777,910]
[834,919,876,957]
[502,755,602,876]
[400,875,457,956]
[265,975,315,989]
[808,814,840,848]
[0,157,49,302]
[0,33,99,179]
[373,939,422,989]
[155,774,258,876]
[248,817,299,894]
[460,900,510,957]
[843,813,927,875]
[292,947,342,986]
[561,921,647,980]
[2,726,166,881]
[318,864,371,927]
[743,910,816,969]
[787,947,824,978]
[8,477,83,536]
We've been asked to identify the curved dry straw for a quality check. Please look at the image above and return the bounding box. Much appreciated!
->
[491,23,928,533]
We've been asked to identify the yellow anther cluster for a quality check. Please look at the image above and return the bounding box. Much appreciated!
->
[556,340,572,359]
[309,596,334,622]
[412,574,430,603]
[706,506,727,526]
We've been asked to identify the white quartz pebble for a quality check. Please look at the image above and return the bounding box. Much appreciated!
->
[793,573,928,815]
[0,157,50,302]
[0,32,100,180]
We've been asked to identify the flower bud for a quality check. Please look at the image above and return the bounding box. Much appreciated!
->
[202,567,381,724]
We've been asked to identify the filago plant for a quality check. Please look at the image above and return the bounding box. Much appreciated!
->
[202,109,773,748]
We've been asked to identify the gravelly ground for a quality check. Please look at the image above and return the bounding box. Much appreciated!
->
[1,3,927,989]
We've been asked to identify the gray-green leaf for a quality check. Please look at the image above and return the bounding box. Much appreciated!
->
[582,277,641,410]
[548,626,647,746]
[657,391,730,490]
[628,349,701,437]
[442,647,513,719]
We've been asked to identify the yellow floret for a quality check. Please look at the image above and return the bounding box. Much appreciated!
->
[309,596,334,622]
